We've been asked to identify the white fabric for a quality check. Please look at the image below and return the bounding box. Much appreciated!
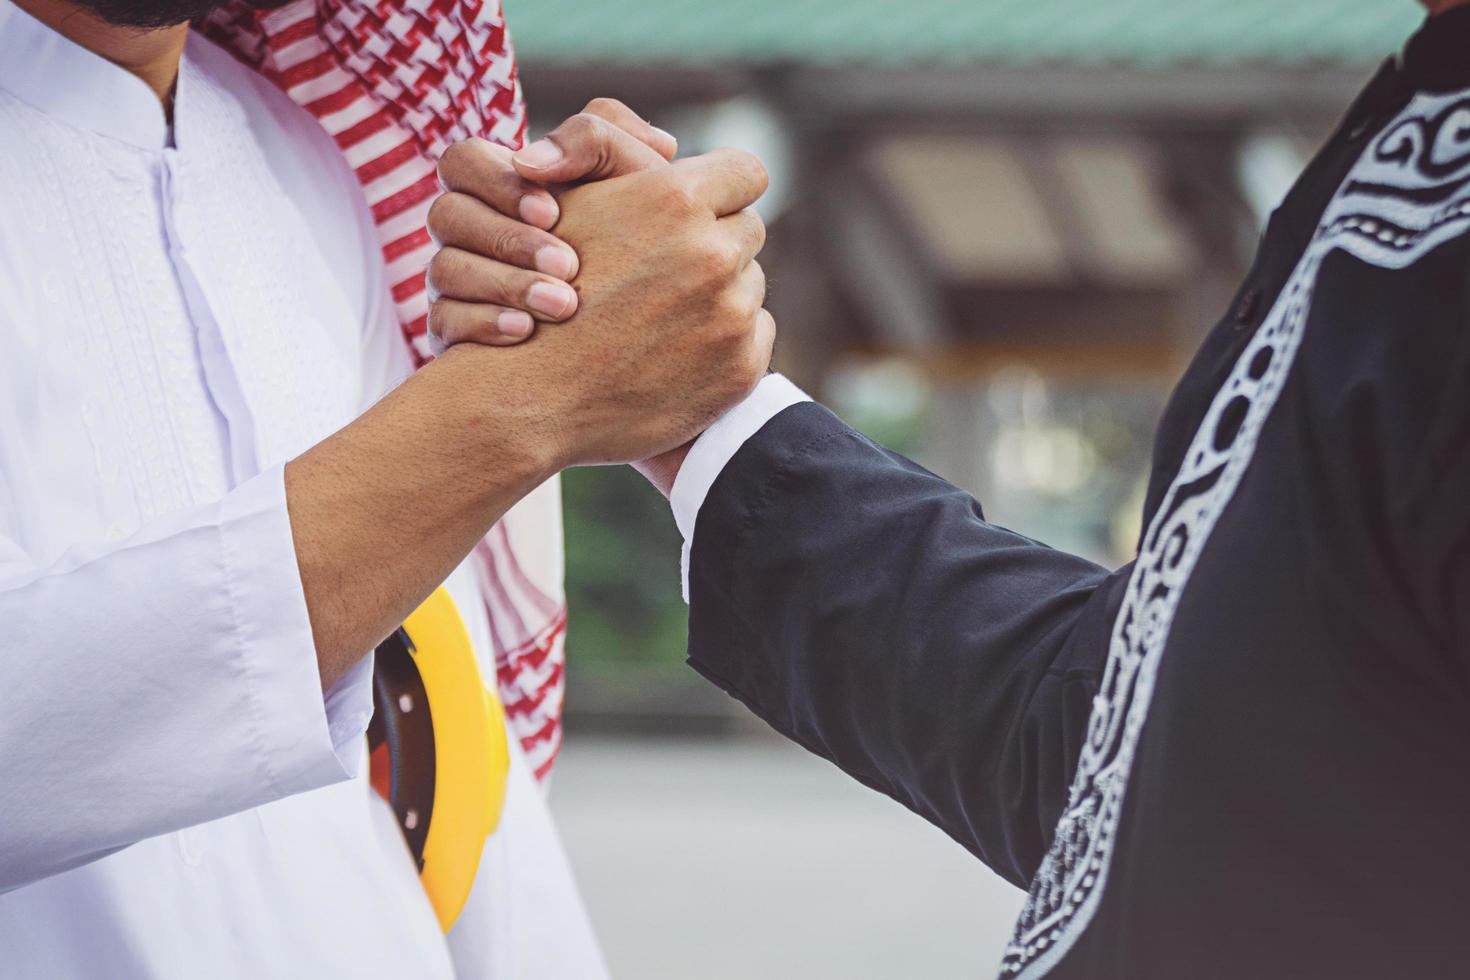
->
[670,374,811,599]
[0,5,603,977]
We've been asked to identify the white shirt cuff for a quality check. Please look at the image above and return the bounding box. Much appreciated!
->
[670,374,811,600]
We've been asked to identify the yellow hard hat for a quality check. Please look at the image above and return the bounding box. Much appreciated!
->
[368,586,511,932]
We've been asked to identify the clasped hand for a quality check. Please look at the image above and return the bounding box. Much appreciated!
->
[424,99,774,491]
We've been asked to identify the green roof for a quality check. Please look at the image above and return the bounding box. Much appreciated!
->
[505,0,1423,69]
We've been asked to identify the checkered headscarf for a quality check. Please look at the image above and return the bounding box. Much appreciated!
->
[201,0,568,782]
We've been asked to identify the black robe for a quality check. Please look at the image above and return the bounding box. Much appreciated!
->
[683,10,1470,978]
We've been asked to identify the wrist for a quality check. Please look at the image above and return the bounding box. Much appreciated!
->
[429,345,563,489]
[634,443,692,498]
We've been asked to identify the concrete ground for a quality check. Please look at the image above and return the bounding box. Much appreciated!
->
[549,735,1025,979]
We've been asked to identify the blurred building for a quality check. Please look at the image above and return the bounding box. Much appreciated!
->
[506,0,1419,659]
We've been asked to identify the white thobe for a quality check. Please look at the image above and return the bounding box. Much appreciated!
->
[0,4,603,976]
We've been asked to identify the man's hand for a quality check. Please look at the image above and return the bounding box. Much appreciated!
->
[288,103,771,684]
[428,99,771,488]
[425,100,677,350]
[473,148,773,468]
[429,99,749,493]
[512,97,678,184]
[290,152,770,681]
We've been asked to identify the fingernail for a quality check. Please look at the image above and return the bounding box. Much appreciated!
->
[519,194,559,229]
[653,126,678,151]
[515,139,563,170]
[534,244,576,279]
[498,310,534,338]
[526,281,576,318]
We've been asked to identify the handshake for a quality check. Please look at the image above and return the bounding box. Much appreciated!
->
[422,98,776,494]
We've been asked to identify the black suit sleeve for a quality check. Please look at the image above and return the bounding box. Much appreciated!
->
[685,402,1132,888]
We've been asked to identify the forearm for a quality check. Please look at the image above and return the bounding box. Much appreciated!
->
[683,403,1123,885]
[287,344,557,688]
[0,347,559,884]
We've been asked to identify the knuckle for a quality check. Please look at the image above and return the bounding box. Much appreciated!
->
[699,237,741,281]
[425,249,458,294]
[692,251,725,287]
[426,299,452,340]
[721,303,754,341]
[748,212,768,250]
[426,192,458,240]
[657,174,701,214]
[487,221,530,264]
[731,149,770,191]
[436,141,467,182]
[566,112,608,144]
[710,290,753,340]
[707,289,738,325]
[437,138,481,185]
[583,97,628,118]
[438,137,515,195]
[544,113,610,171]
[749,263,769,306]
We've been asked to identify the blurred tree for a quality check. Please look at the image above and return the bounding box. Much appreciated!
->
[562,466,690,670]
[561,365,929,673]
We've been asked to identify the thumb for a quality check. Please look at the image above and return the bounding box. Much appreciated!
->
[513,111,671,184]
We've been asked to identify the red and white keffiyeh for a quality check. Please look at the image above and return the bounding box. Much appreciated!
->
[200,0,567,782]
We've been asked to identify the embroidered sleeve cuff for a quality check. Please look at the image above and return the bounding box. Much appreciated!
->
[670,373,811,600]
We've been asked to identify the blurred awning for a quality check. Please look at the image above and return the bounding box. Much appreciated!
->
[818,134,1197,367]
[505,0,1418,70]
[506,0,1419,122]
[864,135,1193,289]
[499,0,1414,381]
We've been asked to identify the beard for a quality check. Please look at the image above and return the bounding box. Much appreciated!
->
[78,0,291,29]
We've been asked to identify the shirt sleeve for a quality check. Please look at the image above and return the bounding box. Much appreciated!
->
[682,402,1126,887]
[1401,344,1470,660]
[1438,293,1470,654]
[1424,368,1470,660]
[0,464,370,892]
[669,373,811,598]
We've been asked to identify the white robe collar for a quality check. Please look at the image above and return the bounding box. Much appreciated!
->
[0,0,172,150]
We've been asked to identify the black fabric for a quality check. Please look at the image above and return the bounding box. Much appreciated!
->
[686,407,1123,887]
[1403,3,1470,92]
[685,10,1470,979]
